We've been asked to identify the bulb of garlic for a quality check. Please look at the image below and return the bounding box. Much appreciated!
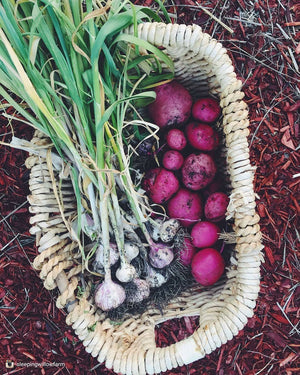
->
[94,280,126,311]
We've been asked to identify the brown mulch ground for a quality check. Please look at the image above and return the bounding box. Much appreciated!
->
[0,1,299,374]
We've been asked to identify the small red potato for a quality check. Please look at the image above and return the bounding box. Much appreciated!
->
[142,167,179,204]
[192,97,221,124]
[166,129,187,150]
[162,150,184,171]
[190,221,219,248]
[167,188,203,227]
[204,192,229,222]
[191,248,225,286]
[148,81,193,128]
[186,121,219,151]
[178,237,197,266]
[203,177,223,198]
[182,153,216,191]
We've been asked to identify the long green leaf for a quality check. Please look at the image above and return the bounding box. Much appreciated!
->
[0,1,27,62]
[96,91,156,137]
[113,33,174,73]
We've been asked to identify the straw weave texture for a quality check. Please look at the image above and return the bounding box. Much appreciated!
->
[25,23,263,375]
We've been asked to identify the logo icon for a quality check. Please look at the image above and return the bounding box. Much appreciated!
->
[5,360,15,369]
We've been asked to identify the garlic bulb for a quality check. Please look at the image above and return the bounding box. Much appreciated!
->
[126,278,150,303]
[115,263,136,283]
[94,280,126,311]
[93,243,119,273]
[149,242,174,269]
[148,219,163,241]
[124,243,139,262]
[145,264,168,288]
[160,219,181,243]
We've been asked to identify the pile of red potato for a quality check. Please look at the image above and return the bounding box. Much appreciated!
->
[142,81,230,287]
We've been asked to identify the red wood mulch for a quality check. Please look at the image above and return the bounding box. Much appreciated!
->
[0,1,299,374]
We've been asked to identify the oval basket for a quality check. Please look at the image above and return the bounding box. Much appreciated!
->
[25,22,264,375]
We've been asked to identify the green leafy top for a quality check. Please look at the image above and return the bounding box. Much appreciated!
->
[0,0,174,264]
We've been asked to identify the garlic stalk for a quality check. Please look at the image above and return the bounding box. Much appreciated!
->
[94,174,125,311]
[107,169,136,283]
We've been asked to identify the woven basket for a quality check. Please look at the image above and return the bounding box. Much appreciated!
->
[25,22,263,375]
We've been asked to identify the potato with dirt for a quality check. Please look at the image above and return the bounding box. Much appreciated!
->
[182,153,217,191]
[147,81,193,128]
[204,192,229,222]
[142,167,179,204]
[185,121,219,151]
[192,96,221,123]
[162,150,184,171]
[167,188,203,227]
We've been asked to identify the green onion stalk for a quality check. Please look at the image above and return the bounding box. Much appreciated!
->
[0,0,175,309]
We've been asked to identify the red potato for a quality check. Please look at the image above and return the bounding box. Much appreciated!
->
[204,177,223,196]
[182,153,217,191]
[190,221,219,248]
[162,150,184,171]
[204,192,229,222]
[186,121,219,151]
[166,129,187,150]
[148,81,193,128]
[178,237,196,266]
[167,188,203,227]
[191,248,225,286]
[142,167,179,204]
[192,97,221,124]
